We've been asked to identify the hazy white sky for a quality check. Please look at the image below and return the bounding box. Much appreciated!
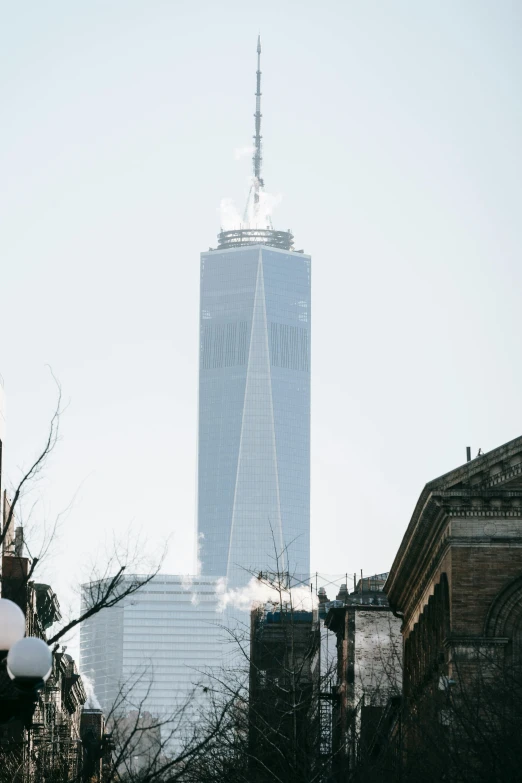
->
[1,1,522,617]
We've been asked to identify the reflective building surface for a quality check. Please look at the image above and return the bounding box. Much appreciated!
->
[79,576,223,723]
[197,244,311,587]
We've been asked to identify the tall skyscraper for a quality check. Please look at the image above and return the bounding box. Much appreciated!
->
[80,41,310,752]
[197,39,311,588]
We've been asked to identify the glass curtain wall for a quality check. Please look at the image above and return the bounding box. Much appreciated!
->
[79,576,223,722]
[197,245,311,588]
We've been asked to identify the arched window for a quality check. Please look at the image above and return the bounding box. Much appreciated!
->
[484,573,522,668]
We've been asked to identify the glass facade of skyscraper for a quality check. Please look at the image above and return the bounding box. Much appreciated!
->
[197,244,311,587]
[79,576,223,722]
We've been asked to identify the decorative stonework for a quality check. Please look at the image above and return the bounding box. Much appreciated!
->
[444,636,509,662]
[388,435,522,657]
[484,573,522,637]
[385,437,522,780]
[484,460,522,489]
[447,507,522,518]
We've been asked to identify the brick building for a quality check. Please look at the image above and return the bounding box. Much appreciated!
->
[0,534,89,781]
[249,604,321,782]
[386,435,522,781]
[325,575,402,781]
[80,708,114,782]
[1,500,111,782]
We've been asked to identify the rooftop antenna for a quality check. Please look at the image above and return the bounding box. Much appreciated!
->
[253,35,264,215]
[242,36,274,229]
[218,40,293,250]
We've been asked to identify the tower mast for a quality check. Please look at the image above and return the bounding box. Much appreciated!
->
[253,35,264,214]
[218,38,294,249]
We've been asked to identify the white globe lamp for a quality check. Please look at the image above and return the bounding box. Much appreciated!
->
[0,598,26,652]
[7,637,53,687]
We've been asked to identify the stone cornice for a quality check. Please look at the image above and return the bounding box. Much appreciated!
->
[388,499,449,621]
[388,507,522,621]
[483,461,522,489]
[426,436,522,492]
[400,533,522,630]
[447,509,522,518]
[449,540,522,547]
[400,533,451,626]
[440,489,522,499]
[386,436,522,609]
[444,636,509,648]
[438,490,522,518]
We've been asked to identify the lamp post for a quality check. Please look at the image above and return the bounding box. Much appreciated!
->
[0,597,26,652]
[0,598,53,728]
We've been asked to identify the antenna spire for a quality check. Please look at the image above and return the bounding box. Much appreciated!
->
[253,35,263,213]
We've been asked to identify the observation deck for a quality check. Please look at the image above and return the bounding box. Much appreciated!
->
[216,228,294,251]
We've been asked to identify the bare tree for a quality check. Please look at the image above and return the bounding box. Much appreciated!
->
[0,381,170,783]
[80,669,241,783]
[397,641,522,783]
[170,562,337,783]
[330,631,522,783]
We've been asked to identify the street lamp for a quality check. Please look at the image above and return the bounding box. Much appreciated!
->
[0,598,26,653]
[7,637,53,689]
[0,598,53,727]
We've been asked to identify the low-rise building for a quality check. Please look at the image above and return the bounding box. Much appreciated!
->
[249,604,321,783]
[0,523,91,781]
[325,575,402,781]
[80,707,113,783]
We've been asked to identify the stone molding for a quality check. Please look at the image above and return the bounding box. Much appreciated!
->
[444,636,509,663]
[484,573,522,638]
[483,461,522,489]
[444,636,509,649]
[387,436,522,613]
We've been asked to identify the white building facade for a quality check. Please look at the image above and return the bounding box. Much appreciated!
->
[79,575,224,723]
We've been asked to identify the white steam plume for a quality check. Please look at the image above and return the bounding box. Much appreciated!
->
[219,197,243,231]
[234,145,254,160]
[219,179,282,231]
[195,531,205,576]
[220,138,283,231]
[181,574,194,591]
[216,576,318,613]
[253,187,283,227]
[82,673,102,710]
